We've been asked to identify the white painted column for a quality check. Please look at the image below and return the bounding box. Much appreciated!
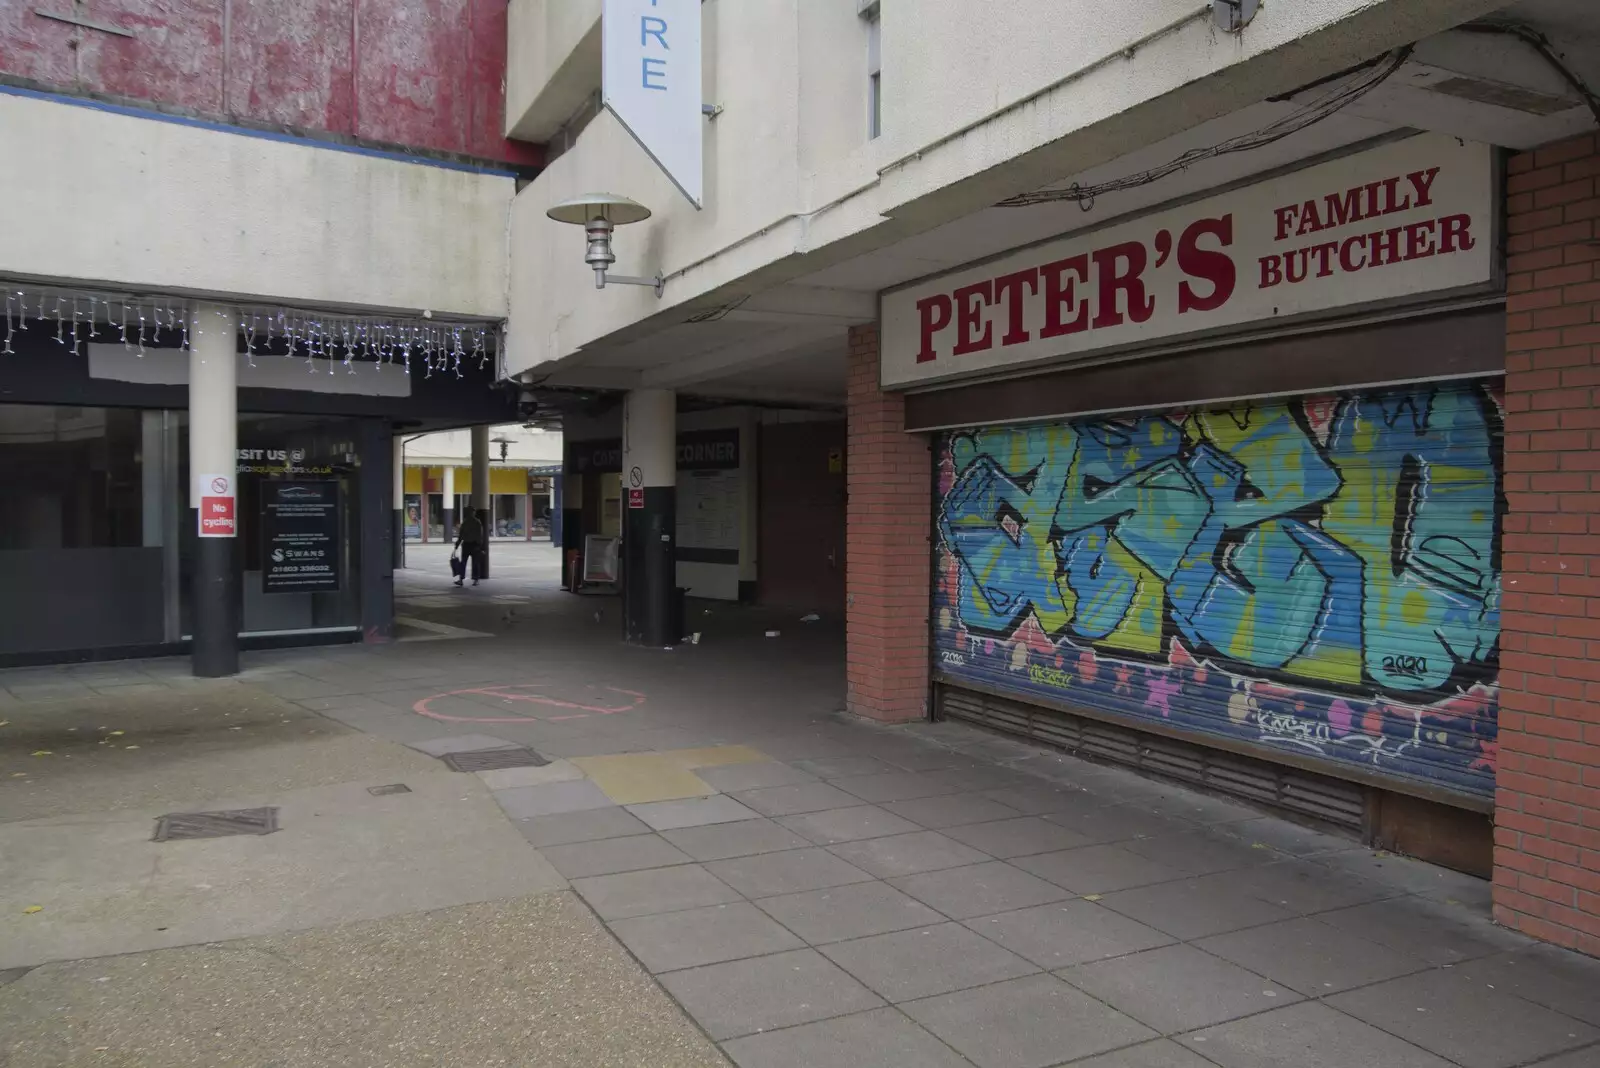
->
[189,301,239,677]
[442,463,456,542]
[392,436,406,569]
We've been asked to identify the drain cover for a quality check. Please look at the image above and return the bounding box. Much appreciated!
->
[441,747,550,773]
[153,807,279,842]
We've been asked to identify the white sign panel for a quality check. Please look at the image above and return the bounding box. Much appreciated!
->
[603,0,703,208]
[882,134,1496,389]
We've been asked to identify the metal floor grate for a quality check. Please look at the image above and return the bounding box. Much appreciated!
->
[153,807,279,842]
[441,747,550,773]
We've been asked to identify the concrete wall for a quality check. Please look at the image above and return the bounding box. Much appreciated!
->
[504,0,1503,379]
[505,0,602,142]
[0,92,513,319]
[0,0,539,164]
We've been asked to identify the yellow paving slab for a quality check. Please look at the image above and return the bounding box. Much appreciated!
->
[572,745,768,805]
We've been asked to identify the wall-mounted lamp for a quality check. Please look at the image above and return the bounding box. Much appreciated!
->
[546,194,664,298]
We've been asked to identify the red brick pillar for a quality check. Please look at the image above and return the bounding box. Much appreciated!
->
[1496,131,1600,956]
[846,323,931,722]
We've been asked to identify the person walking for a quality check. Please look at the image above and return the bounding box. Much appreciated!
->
[454,508,486,587]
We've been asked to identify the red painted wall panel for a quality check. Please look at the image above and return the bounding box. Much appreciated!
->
[2,0,539,165]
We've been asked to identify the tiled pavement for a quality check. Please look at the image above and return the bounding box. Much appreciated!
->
[6,543,1600,1067]
[477,725,1600,1068]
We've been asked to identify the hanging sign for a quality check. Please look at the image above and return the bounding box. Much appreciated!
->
[197,473,236,538]
[262,481,342,593]
[602,0,703,207]
[881,133,1497,388]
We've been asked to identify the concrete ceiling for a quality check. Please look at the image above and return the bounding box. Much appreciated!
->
[530,0,1600,410]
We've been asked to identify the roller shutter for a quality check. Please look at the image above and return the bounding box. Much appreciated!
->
[932,380,1502,808]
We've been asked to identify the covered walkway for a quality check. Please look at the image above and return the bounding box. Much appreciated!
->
[1,542,1596,1067]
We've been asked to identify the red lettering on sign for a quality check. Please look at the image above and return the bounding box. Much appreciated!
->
[1091,241,1154,330]
[993,268,1039,346]
[1039,255,1090,339]
[1176,216,1235,314]
[915,294,952,363]
[951,280,994,355]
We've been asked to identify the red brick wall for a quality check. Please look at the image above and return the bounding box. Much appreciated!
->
[1496,131,1600,956]
[846,324,932,723]
[759,420,847,613]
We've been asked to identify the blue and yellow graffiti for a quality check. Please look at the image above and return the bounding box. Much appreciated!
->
[934,383,1501,798]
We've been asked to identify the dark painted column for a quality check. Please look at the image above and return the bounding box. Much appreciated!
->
[363,419,396,642]
[551,473,565,547]
[622,389,677,646]
[190,302,239,677]
[471,426,491,579]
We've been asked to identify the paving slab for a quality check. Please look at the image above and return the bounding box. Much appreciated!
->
[881,792,1023,828]
[629,795,760,831]
[1178,1000,1456,1068]
[778,805,922,845]
[721,1007,970,1068]
[659,948,885,1040]
[1060,943,1301,1033]
[890,861,1070,920]
[1044,805,1196,845]
[791,756,899,779]
[474,759,586,790]
[964,900,1176,969]
[609,901,805,973]
[1067,1040,1224,1067]
[542,834,693,878]
[755,880,945,945]
[979,785,1088,815]
[734,781,864,817]
[1197,916,1430,995]
[573,864,741,921]
[1011,843,1188,895]
[1316,897,1529,965]
[1453,948,1600,1026]
[942,815,1095,858]
[1206,858,1397,915]
[663,818,811,861]
[902,973,1155,1068]
[1098,874,1296,940]
[493,778,616,819]
[833,771,964,804]
[820,922,1038,1002]
[706,848,875,898]
[697,762,819,792]
[827,830,990,879]
[1120,831,1283,875]
[1327,967,1600,1068]
[513,805,652,848]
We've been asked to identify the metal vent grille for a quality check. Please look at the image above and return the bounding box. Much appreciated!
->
[441,747,550,773]
[153,807,279,842]
[937,684,1366,831]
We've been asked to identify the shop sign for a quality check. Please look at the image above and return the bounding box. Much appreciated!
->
[602,0,703,207]
[197,473,235,538]
[262,481,341,593]
[881,133,1496,389]
[567,428,740,474]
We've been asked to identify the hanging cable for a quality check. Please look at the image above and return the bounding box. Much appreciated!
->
[1455,22,1600,128]
[996,46,1413,209]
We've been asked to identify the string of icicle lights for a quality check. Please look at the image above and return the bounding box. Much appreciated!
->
[0,287,496,379]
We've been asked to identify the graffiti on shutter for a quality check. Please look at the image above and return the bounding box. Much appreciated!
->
[933,381,1501,801]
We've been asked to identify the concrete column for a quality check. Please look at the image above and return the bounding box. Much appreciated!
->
[442,464,456,543]
[471,425,491,578]
[363,419,396,643]
[189,302,239,678]
[622,389,677,646]
[392,436,406,570]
